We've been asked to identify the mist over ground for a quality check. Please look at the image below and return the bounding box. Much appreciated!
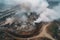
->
[0,0,60,40]
[0,0,60,23]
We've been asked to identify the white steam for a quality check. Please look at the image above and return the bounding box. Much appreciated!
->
[34,8,60,23]
[2,0,60,23]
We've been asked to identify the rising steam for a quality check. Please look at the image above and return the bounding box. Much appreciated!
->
[2,0,60,23]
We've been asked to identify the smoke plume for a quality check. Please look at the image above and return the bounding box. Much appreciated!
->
[1,0,60,23]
